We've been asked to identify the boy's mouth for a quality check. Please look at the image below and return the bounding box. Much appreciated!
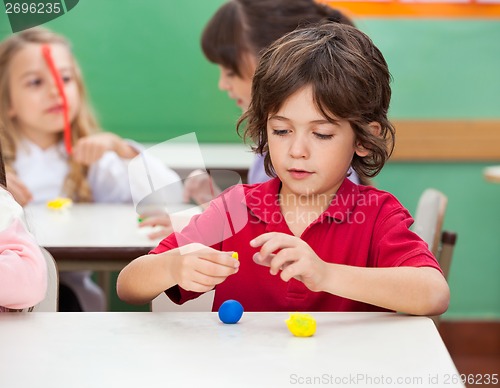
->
[288,168,313,179]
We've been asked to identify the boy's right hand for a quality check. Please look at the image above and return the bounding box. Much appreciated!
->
[6,171,33,206]
[169,243,239,293]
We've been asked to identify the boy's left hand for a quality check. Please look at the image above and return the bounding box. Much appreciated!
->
[250,232,327,292]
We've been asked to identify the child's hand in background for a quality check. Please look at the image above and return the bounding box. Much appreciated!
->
[5,171,33,206]
[138,213,173,240]
[250,232,327,292]
[168,243,239,293]
[73,132,138,165]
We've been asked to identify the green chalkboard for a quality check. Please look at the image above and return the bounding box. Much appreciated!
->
[1,2,500,144]
[0,0,241,143]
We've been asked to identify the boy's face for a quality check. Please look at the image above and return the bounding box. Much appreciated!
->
[8,42,80,148]
[267,86,367,200]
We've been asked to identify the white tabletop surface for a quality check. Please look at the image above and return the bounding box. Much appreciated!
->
[143,142,254,170]
[0,312,463,388]
[25,203,199,248]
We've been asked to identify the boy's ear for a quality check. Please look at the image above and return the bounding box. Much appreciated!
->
[354,121,381,157]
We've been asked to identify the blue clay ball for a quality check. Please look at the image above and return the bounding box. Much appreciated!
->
[218,300,244,324]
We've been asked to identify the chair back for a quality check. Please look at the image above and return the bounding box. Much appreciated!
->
[431,230,457,326]
[437,231,457,281]
[412,190,455,325]
[32,248,59,312]
[151,290,214,312]
[412,189,448,257]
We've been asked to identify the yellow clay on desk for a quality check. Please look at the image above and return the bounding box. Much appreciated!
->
[286,313,316,337]
[46,197,73,210]
[232,252,239,260]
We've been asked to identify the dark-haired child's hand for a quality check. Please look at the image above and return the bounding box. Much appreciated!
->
[183,169,222,208]
[250,232,327,292]
[138,214,173,240]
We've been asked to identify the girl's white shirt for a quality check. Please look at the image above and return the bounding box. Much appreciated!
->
[0,187,25,230]
[13,138,183,205]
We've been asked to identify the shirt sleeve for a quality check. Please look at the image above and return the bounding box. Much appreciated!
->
[150,185,248,305]
[0,191,47,309]
[150,199,226,305]
[372,203,443,274]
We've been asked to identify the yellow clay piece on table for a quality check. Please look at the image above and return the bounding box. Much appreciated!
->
[46,197,73,210]
[285,313,317,337]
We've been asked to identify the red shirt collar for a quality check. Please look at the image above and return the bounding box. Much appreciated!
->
[244,177,360,224]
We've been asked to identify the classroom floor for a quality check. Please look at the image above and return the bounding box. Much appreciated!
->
[439,321,500,388]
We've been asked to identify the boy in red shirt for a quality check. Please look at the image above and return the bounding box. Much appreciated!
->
[117,23,450,316]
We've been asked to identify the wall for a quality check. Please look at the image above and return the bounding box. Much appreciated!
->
[1,1,499,318]
[376,163,500,319]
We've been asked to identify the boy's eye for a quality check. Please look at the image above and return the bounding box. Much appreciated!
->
[272,129,290,136]
[314,133,333,140]
[61,75,73,84]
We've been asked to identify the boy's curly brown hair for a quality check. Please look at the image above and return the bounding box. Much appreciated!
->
[238,23,395,178]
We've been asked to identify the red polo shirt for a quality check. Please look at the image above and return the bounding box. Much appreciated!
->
[151,177,441,312]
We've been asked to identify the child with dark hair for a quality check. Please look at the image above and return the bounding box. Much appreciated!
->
[140,0,361,239]
[184,0,361,205]
[118,23,449,316]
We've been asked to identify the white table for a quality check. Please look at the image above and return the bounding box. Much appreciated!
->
[24,203,200,307]
[0,312,463,388]
[142,142,253,170]
[25,203,199,272]
[141,142,254,185]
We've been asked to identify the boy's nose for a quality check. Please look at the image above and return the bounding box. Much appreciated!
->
[289,136,309,159]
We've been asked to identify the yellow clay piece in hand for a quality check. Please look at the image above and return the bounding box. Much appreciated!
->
[232,252,239,260]
[286,313,316,337]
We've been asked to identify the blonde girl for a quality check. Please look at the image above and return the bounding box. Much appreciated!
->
[0,27,182,311]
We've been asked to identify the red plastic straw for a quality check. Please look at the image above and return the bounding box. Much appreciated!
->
[41,45,72,154]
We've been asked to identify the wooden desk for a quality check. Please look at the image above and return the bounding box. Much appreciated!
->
[484,165,500,183]
[0,312,463,388]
